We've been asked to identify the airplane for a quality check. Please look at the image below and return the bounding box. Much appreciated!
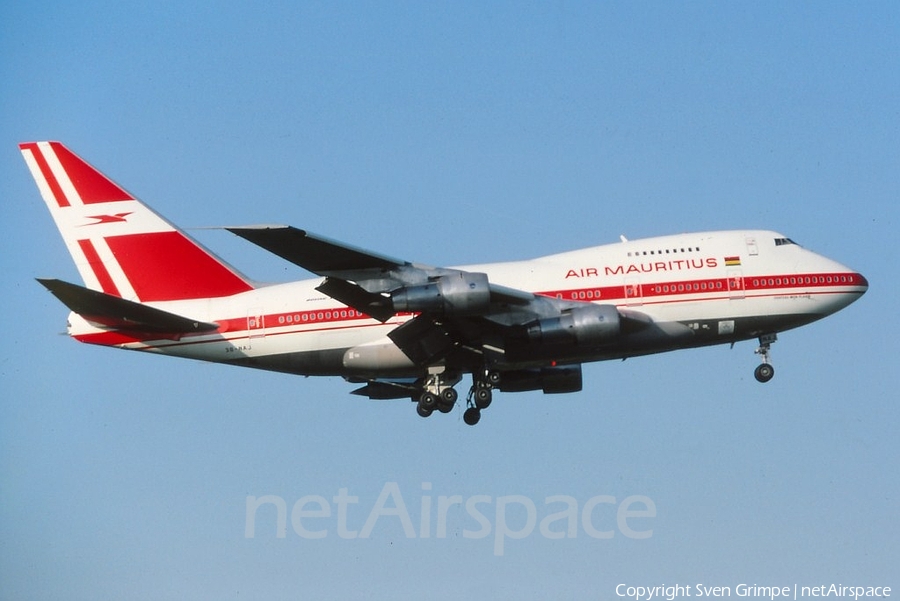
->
[20,141,868,425]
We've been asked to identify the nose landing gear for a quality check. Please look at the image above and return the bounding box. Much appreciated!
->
[753,333,777,383]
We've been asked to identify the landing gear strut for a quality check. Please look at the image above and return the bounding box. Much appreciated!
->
[754,333,777,383]
[463,370,500,426]
[412,368,499,425]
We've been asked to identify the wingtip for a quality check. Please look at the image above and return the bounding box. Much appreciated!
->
[226,224,304,235]
[226,223,293,229]
[35,277,61,291]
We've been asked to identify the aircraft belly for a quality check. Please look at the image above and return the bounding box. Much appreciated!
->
[498,305,826,370]
[223,322,399,376]
[230,348,349,376]
[103,320,399,376]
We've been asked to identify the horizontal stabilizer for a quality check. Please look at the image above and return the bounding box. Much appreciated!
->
[37,278,219,334]
[227,225,409,275]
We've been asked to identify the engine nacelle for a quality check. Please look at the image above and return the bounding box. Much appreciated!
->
[525,304,621,347]
[391,272,491,315]
[497,365,583,394]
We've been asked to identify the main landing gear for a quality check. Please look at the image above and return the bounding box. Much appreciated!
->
[415,371,460,418]
[753,333,777,383]
[415,369,500,426]
[463,370,500,426]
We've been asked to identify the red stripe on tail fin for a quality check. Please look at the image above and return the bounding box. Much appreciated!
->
[105,231,254,301]
[76,239,122,297]
[19,142,70,207]
[49,142,135,204]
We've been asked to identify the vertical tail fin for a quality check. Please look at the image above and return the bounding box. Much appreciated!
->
[20,141,255,302]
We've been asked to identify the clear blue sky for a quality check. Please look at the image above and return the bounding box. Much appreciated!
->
[1,2,897,599]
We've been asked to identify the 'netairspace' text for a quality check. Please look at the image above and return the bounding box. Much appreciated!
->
[245,481,656,556]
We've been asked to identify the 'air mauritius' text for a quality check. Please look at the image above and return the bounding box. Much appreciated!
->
[566,258,719,279]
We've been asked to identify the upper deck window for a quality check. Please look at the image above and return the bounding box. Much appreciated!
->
[627,246,699,258]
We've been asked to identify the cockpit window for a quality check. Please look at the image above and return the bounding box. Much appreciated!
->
[774,238,798,246]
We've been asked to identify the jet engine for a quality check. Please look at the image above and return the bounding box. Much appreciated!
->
[391,271,491,315]
[525,304,620,346]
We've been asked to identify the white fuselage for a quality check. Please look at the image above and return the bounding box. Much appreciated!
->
[66,230,867,377]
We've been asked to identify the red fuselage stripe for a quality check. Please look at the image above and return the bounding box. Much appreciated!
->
[542,272,867,303]
[77,271,866,347]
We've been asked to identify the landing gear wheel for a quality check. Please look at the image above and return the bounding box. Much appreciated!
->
[474,387,492,409]
[440,388,458,405]
[754,363,775,383]
[753,334,777,383]
[417,404,434,418]
[463,407,481,426]
[436,388,457,413]
[419,391,438,411]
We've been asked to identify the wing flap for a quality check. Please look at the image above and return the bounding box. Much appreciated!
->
[387,315,457,365]
[315,277,395,322]
[38,278,219,334]
[489,283,536,305]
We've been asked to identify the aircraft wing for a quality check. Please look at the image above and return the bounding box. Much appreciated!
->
[228,226,538,305]
[229,225,643,367]
[228,224,536,318]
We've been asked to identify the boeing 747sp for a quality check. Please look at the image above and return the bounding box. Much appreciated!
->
[21,142,868,425]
